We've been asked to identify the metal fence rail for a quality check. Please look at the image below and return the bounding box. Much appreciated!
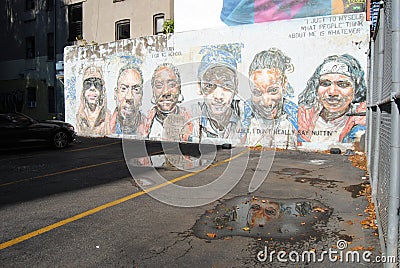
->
[367,0,400,267]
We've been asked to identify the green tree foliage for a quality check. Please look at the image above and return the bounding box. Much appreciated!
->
[163,19,174,34]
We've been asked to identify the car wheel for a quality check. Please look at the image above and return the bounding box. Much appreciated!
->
[52,130,69,149]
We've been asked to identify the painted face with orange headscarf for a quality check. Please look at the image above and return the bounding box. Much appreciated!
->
[250,68,285,120]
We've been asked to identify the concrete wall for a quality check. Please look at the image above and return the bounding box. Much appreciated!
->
[64,13,369,151]
[82,0,173,44]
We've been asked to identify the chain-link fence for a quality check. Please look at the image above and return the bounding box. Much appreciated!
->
[367,0,400,266]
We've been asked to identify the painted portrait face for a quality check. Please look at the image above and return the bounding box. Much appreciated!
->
[317,73,354,116]
[200,66,237,117]
[116,69,143,124]
[250,68,285,120]
[153,66,180,112]
[83,77,103,109]
[246,199,281,227]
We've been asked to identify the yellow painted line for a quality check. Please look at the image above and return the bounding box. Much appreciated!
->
[66,141,121,152]
[0,148,248,250]
[0,160,124,188]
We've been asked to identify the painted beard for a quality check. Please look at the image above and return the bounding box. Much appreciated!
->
[118,104,139,128]
[85,100,98,112]
[156,93,179,113]
[252,100,282,120]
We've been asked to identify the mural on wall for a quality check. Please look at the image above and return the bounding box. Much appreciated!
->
[76,66,110,136]
[110,59,147,136]
[220,0,367,26]
[188,44,243,145]
[64,13,369,151]
[298,54,367,144]
[144,63,192,141]
[243,48,298,148]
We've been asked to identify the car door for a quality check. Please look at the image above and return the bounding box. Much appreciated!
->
[14,114,53,142]
[0,114,31,145]
[0,115,18,144]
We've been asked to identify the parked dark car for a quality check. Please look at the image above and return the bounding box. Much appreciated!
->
[0,113,76,149]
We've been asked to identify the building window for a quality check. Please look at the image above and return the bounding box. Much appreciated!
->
[25,0,35,10]
[48,86,56,113]
[47,33,54,60]
[153,13,165,35]
[68,3,83,42]
[27,87,37,108]
[26,36,35,59]
[46,0,54,11]
[115,19,130,40]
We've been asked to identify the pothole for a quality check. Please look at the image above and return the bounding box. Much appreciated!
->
[193,196,332,242]
[295,177,342,188]
[274,168,311,176]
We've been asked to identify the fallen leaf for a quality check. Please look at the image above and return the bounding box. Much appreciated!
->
[242,227,251,231]
[206,233,217,238]
[350,246,365,251]
[313,207,327,212]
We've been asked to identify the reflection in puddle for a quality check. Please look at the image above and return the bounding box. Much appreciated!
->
[309,159,328,165]
[295,177,341,188]
[127,154,213,171]
[193,196,332,241]
[344,182,369,198]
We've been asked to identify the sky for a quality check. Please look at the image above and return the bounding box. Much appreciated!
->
[174,0,227,32]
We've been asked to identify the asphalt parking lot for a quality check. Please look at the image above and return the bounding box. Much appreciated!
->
[0,138,383,267]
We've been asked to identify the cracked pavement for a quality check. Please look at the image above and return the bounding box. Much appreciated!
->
[0,138,382,267]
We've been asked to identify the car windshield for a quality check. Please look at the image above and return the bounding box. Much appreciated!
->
[4,114,33,125]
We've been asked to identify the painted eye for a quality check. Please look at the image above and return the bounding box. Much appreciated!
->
[154,81,164,89]
[93,81,103,89]
[251,87,262,97]
[337,81,352,88]
[202,82,216,94]
[83,81,92,90]
[132,85,142,93]
[268,86,280,94]
[319,80,332,87]
[265,208,277,216]
[251,204,261,210]
[167,80,178,88]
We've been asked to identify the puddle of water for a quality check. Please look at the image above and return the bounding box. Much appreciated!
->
[309,160,328,165]
[130,177,155,187]
[193,196,332,241]
[274,168,311,176]
[295,177,342,188]
[127,154,213,171]
[344,183,369,198]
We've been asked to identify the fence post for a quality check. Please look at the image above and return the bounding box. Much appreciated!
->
[372,7,385,185]
[386,0,400,264]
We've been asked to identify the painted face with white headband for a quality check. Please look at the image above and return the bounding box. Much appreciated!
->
[317,61,355,120]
